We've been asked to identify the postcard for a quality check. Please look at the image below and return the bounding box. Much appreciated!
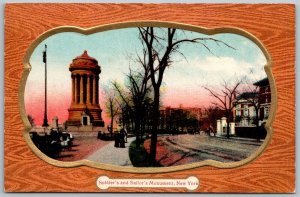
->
[4,3,295,193]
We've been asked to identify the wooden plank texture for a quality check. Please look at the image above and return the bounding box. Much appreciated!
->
[4,3,295,192]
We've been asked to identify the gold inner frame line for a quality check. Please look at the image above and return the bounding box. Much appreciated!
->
[19,21,277,173]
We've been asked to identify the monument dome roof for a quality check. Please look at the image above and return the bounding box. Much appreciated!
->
[69,50,100,73]
[75,50,97,62]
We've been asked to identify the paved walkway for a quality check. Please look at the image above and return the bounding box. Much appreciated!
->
[56,132,110,162]
[87,137,135,166]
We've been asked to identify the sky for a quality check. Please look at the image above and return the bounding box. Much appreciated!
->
[24,28,267,126]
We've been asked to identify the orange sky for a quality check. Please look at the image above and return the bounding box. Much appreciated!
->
[24,30,267,126]
[25,85,212,126]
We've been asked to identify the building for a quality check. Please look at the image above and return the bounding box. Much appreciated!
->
[233,92,258,126]
[159,106,208,133]
[65,51,104,130]
[233,77,271,127]
[227,78,270,138]
[253,77,271,124]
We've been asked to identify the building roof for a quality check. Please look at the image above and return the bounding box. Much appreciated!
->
[253,77,269,86]
[236,92,258,100]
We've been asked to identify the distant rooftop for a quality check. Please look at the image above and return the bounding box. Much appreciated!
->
[253,77,269,86]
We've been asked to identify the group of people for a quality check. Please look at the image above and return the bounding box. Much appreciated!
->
[114,128,127,148]
[30,129,74,158]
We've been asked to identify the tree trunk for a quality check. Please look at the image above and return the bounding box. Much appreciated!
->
[134,110,141,148]
[226,123,230,138]
[141,115,145,139]
[110,117,114,138]
[150,88,160,166]
[226,112,231,139]
[122,109,125,128]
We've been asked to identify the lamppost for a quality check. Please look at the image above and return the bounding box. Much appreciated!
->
[42,44,49,127]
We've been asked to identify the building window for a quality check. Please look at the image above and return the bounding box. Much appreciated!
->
[236,110,241,116]
[265,86,270,93]
[252,109,256,117]
[264,107,269,118]
[244,109,248,116]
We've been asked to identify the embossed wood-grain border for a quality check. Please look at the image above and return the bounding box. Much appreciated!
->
[4,3,295,192]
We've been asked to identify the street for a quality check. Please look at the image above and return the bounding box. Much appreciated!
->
[144,134,263,166]
[56,133,262,167]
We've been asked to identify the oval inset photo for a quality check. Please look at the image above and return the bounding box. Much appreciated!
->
[23,23,274,172]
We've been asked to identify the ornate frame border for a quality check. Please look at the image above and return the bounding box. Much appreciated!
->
[19,21,276,173]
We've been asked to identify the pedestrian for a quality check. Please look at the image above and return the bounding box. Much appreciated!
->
[209,125,215,136]
[114,132,120,148]
[119,130,125,148]
[123,128,128,143]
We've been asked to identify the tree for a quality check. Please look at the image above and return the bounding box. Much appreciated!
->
[205,106,226,131]
[104,87,119,137]
[118,101,131,130]
[203,79,241,138]
[138,27,234,164]
[112,66,152,147]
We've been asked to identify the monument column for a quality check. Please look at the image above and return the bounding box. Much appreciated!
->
[74,75,78,104]
[80,74,84,104]
[71,75,75,104]
[87,75,91,104]
[92,75,96,104]
[96,76,99,104]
